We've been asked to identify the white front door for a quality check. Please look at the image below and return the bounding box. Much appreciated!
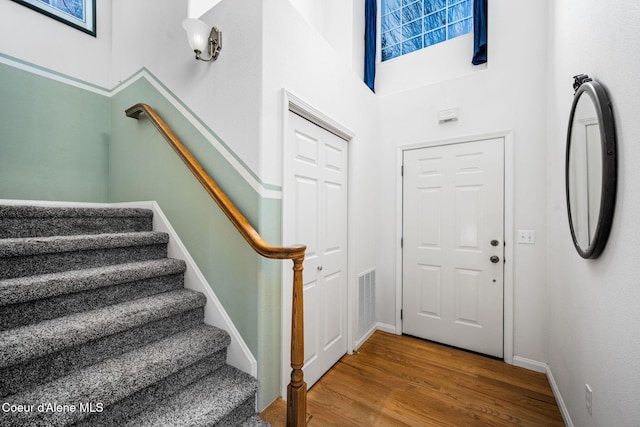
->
[402,138,504,358]
[283,112,348,391]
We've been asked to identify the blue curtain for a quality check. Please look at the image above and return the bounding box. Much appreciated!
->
[472,0,487,65]
[364,0,376,92]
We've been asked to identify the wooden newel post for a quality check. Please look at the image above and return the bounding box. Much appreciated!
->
[287,256,307,427]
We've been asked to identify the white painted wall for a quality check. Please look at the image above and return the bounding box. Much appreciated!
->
[286,0,365,78]
[111,0,264,182]
[188,0,223,18]
[351,0,366,81]
[376,33,477,95]
[111,1,187,84]
[261,0,376,182]
[375,0,550,365]
[547,1,640,425]
[0,0,112,88]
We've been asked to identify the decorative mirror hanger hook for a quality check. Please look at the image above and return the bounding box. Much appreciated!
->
[182,18,222,62]
[572,74,592,93]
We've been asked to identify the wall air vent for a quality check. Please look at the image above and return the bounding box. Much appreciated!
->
[357,269,376,341]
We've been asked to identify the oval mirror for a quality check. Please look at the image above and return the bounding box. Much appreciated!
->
[565,75,617,259]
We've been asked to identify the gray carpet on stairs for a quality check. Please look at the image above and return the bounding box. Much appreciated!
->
[0,205,268,426]
[0,205,153,238]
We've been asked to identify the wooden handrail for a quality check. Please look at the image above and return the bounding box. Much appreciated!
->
[126,103,308,426]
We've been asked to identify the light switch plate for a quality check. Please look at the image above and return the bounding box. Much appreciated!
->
[517,229,535,244]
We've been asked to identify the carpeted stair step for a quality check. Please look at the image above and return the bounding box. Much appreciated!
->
[242,415,271,426]
[0,258,187,330]
[122,364,260,427]
[74,352,230,427]
[0,205,153,238]
[0,289,206,397]
[0,231,169,279]
[1,324,231,427]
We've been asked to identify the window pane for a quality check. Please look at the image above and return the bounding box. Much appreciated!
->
[402,1,423,23]
[423,10,447,31]
[383,0,402,15]
[402,19,422,39]
[382,28,402,48]
[381,0,473,61]
[424,28,446,47]
[424,0,446,15]
[382,44,401,61]
[448,17,472,39]
[402,36,423,55]
[448,0,472,23]
[382,10,401,32]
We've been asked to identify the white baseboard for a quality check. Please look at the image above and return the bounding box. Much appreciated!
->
[115,201,257,377]
[1,199,257,377]
[354,324,377,351]
[0,199,115,208]
[546,364,574,427]
[376,322,398,334]
[512,353,574,427]
[512,355,547,373]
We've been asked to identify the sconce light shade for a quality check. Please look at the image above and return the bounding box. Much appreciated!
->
[182,18,222,62]
[183,18,209,53]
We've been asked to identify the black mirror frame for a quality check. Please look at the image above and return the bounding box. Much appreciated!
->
[565,75,617,259]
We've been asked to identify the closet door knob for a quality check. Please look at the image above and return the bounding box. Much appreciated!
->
[490,256,500,263]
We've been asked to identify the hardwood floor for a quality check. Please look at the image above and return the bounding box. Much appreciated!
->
[260,331,564,426]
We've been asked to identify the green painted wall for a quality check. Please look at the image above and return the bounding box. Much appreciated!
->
[0,61,110,202]
[109,75,283,409]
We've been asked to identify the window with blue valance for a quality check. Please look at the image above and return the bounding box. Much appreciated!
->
[365,0,486,91]
[378,0,486,64]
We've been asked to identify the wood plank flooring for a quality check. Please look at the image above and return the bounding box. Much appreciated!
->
[260,331,564,426]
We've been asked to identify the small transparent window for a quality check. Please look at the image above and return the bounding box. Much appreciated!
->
[382,0,473,61]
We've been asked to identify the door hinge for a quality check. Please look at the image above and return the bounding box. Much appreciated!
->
[401,165,404,176]
[400,309,403,320]
[400,237,403,248]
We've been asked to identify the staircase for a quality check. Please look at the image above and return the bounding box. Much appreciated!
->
[0,205,268,426]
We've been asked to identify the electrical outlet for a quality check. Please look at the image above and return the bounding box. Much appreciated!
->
[585,384,593,416]
[517,229,536,244]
